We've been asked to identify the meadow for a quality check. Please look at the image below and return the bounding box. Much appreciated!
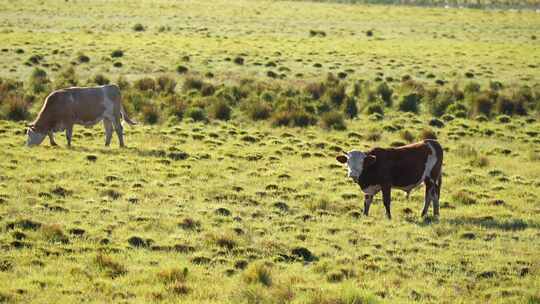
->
[1,0,540,303]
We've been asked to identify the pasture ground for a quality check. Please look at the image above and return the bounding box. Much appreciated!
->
[0,0,540,303]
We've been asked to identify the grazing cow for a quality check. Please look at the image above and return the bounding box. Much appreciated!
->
[26,84,136,147]
[336,139,443,219]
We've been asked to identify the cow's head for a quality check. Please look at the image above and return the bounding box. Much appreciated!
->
[26,125,46,147]
[336,150,376,182]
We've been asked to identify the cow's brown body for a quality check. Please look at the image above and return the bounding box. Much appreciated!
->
[337,139,443,219]
[26,85,135,147]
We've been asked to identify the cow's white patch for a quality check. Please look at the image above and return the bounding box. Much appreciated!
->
[362,184,381,195]
[345,150,366,181]
[422,142,438,181]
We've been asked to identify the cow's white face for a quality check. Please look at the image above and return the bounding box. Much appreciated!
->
[337,150,366,182]
[336,150,377,182]
[26,128,46,146]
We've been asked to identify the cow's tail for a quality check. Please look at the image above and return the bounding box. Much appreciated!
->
[121,105,137,126]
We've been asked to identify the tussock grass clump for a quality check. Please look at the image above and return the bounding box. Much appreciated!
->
[365,103,384,116]
[398,93,421,113]
[184,107,207,122]
[133,23,145,31]
[243,262,272,287]
[344,96,358,118]
[208,100,231,121]
[271,110,316,128]
[470,92,493,117]
[53,66,78,89]
[320,111,346,130]
[400,130,415,143]
[1,94,30,121]
[419,128,437,140]
[111,49,124,58]
[95,254,127,278]
[376,82,393,106]
[134,77,156,91]
[41,223,69,243]
[29,67,49,93]
[366,128,382,141]
[156,75,177,94]
[177,65,189,74]
[246,101,272,121]
[90,73,110,86]
[142,104,160,124]
[158,267,188,284]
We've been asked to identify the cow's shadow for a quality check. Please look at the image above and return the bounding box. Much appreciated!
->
[408,214,539,231]
[445,216,539,231]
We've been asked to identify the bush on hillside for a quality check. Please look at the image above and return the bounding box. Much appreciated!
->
[398,93,421,113]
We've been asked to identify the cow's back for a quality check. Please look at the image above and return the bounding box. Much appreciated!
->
[64,86,110,123]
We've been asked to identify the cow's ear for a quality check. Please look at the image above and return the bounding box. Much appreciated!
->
[364,155,376,167]
[336,155,348,164]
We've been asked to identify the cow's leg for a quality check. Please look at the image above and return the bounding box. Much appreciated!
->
[363,194,373,216]
[48,132,58,146]
[65,125,73,147]
[103,119,113,147]
[112,117,125,147]
[382,185,392,220]
[422,180,433,217]
[433,175,442,217]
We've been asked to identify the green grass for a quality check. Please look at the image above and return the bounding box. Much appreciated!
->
[0,113,539,303]
[0,0,540,303]
[0,0,539,86]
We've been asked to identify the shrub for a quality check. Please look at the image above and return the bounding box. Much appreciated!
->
[428,90,455,117]
[111,50,124,58]
[183,76,203,91]
[142,104,160,124]
[471,93,493,117]
[133,23,145,32]
[158,267,188,284]
[497,115,511,123]
[177,65,189,74]
[292,110,316,127]
[209,100,231,121]
[116,76,130,90]
[340,96,357,119]
[365,103,384,116]
[324,84,346,107]
[167,96,188,119]
[400,130,415,143]
[398,93,421,113]
[305,82,326,100]
[77,53,90,63]
[429,118,444,128]
[134,77,156,91]
[91,74,110,86]
[54,66,78,89]
[320,111,346,130]
[271,111,291,127]
[1,94,30,121]
[156,75,176,94]
[366,128,382,141]
[464,81,481,95]
[233,56,244,65]
[376,82,393,106]
[28,67,49,94]
[246,101,272,120]
[184,107,207,122]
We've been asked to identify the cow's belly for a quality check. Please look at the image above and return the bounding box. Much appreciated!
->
[75,115,104,127]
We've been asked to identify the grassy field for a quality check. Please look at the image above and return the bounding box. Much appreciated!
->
[1,0,539,85]
[1,0,540,303]
[0,114,539,303]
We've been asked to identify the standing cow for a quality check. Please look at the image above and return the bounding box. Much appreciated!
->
[336,139,443,219]
[26,84,136,147]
